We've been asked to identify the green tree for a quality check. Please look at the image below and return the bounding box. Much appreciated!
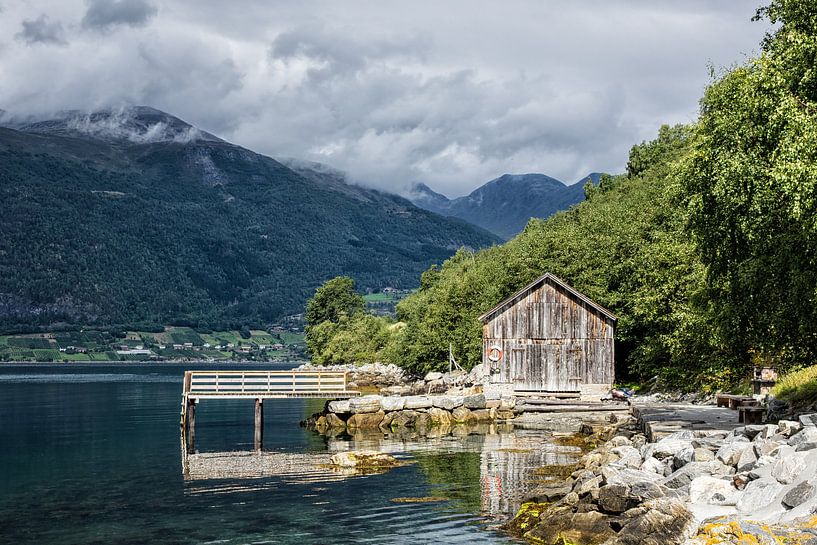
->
[305,276,365,327]
[680,0,817,369]
[305,276,365,360]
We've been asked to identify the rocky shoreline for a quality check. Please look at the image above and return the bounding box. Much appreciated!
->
[506,413,817,544]
[297,363,817,543]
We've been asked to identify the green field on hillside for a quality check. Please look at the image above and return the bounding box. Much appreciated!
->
[0,327,305,363]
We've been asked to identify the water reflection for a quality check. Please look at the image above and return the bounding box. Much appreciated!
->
[182,423,580,517]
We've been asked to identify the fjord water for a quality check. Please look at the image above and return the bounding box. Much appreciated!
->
[0,364,573,544]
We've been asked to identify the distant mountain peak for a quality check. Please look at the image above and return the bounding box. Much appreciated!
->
[0,105,222,145]
[408,182,452,213]
[490,173,564,185]
[410,172,605,239]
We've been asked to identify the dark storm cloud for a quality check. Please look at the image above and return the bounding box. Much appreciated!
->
[16,14,67,45]
[0,1,771,197]
[81,0,158,31]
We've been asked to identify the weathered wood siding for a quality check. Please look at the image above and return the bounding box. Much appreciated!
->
[482,279,614,392]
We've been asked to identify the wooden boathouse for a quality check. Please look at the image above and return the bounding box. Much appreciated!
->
[478,273,616,397]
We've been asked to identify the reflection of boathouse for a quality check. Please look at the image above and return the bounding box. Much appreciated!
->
[479,273,616,396]
[478,431,577,516]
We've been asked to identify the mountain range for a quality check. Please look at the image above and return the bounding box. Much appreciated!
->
[0,107,499,331]
[410,172,602,239]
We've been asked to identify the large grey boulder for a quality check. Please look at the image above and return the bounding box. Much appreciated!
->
[782,480,816,509]
[798,414,817,428]
[755,424,780,440]
[673,447,695,470]
[654,431,694,460]
[641,456,666,475]
[716,438,752,466]
[610,435,634,448]
[424,371,443,382]
[771,452,808,484]
[778,419,803,437]
[450,406,473,423]
[736,478,785,512]
[628,481,666,502]
[606,468,663,487]
[736,446,758,472]
[608,498,696,545]
[663,461,733,489]
[346,410,385,429]
[573,474,603,496]
[692,436,726,451]
[737,425,768,440]
[328,399,351,413]
[427,407,452,426]
[380,396,405,412]
[788,427,817,451]
[611,446,643,469]
[524,482,573,503]
[689,476,740,506]
[349,395,382,414]
[693,447,715,462]
[598,484,632,513]
[462,393,486,409]
[754,439,782,457]
[432,395,463,411]
[404,395,433,409]
[390,410,419,428]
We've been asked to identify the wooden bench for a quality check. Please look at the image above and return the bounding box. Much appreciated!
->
[739,406,766,424]
[716,394,756,409]
[716,393,736,407]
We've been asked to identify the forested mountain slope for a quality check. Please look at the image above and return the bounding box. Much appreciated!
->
[0,108,499,332]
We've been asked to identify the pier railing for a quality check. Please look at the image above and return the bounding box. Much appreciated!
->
[180,370,359,454]
[183,370,358,399]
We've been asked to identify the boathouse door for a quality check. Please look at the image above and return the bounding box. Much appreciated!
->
[511,342,582,392]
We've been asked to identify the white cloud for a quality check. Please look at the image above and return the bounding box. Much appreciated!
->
[0,0,770,196]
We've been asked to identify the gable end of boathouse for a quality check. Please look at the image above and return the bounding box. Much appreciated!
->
[478,273,616,397]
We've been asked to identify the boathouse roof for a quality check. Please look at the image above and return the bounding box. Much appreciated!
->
[477,272,617,323]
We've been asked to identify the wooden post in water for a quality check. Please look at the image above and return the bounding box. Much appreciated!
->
[254,398,263,452]
[186,399,196,454]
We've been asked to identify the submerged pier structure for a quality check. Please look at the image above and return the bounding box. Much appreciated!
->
[180,370,359,452]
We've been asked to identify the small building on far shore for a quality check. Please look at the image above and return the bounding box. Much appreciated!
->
[478,273,616,397]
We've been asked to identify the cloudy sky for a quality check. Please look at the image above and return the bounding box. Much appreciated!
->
[1,1,770,197]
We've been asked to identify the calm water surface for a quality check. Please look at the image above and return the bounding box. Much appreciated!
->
[0,364,576,544]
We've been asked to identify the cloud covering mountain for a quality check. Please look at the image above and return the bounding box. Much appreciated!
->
[0,1,769,196]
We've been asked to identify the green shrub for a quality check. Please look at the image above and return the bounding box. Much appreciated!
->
[771,365,817,405]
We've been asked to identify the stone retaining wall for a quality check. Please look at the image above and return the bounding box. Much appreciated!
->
[304,393,517,434]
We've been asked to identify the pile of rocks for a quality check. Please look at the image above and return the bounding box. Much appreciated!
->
[296,362,408,390]
[305,393,517,434]
[295,363,490,395]
[507,414,817,544]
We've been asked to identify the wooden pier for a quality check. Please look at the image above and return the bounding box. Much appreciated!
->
[180,370,359,453]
